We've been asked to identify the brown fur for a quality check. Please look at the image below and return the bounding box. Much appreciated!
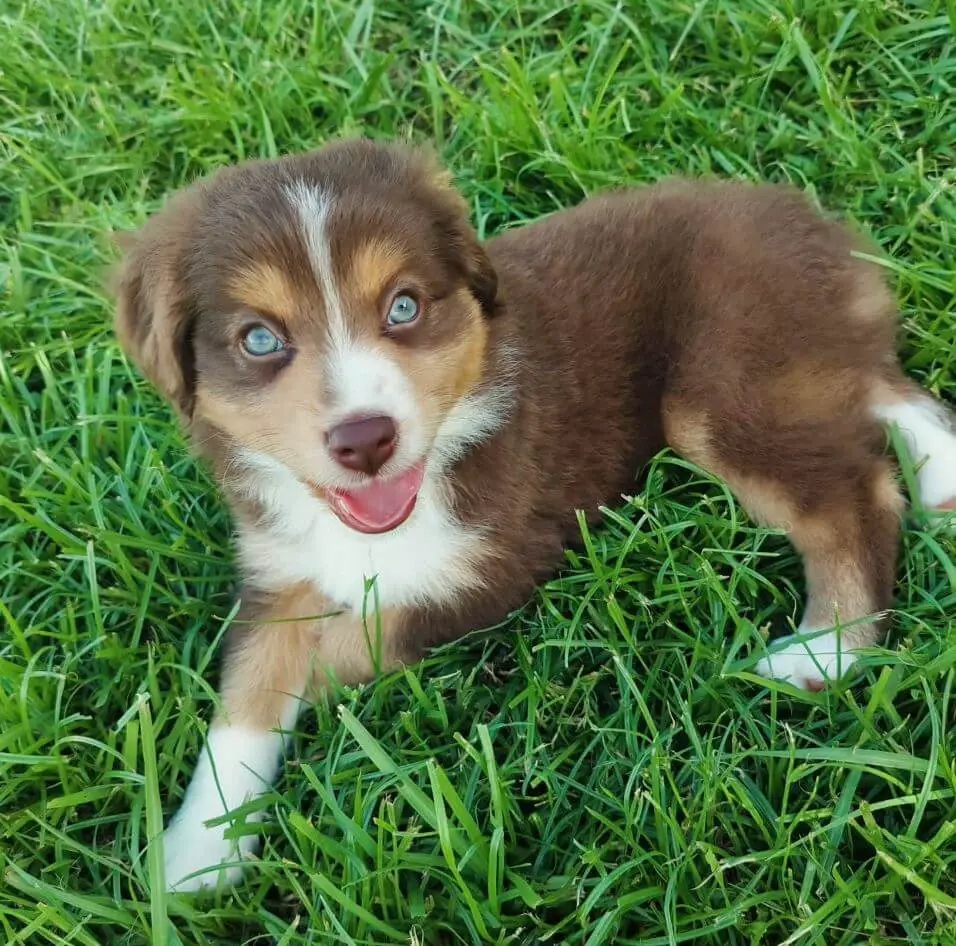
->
[403,180,908,654]
[112,138,951,719]
[662,399,902,650]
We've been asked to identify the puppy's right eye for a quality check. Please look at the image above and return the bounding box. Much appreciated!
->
[242,324,285,356]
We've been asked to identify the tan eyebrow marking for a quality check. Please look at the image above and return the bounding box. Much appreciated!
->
[347,239,407,303]
[228,262,300,321]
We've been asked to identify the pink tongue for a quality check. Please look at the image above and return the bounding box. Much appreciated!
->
[334,464,425,531]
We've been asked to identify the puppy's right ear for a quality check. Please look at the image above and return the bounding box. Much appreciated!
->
[111,193,199,420]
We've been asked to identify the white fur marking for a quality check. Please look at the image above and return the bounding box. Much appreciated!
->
[285,181,348,347]
[162,697,300,891]
[873,396,956,509]
[432,380,517,470]
[755,629,857,690]
[236,452,485,612]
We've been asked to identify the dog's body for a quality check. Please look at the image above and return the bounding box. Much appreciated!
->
[113,140,956,891]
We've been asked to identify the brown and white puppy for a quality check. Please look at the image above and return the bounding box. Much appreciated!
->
[113,139,956,891]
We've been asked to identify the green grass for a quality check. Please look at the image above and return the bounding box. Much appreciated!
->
[2,0,955,943]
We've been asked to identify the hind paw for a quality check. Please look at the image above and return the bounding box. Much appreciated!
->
[755,631,858,690]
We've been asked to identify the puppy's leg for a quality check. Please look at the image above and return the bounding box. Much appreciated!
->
[161,585,317,891]
[752,462,902,689]
[665,405,903,690]
[871,378,956,512]
[162,585,383,892]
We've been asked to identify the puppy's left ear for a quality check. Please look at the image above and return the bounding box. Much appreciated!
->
[417,147,500,316]
[460,236,499,316]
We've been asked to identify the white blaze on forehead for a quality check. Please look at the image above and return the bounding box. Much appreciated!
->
[284,180,421,438]
[284,180,348,347]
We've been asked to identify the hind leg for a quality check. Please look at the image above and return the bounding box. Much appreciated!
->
[752,463,902,689]
[664,403,903,690]
[872,377,956,512]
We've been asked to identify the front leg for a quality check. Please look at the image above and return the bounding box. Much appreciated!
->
[161,584,381,892]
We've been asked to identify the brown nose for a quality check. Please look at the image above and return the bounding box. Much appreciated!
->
[327,415,397,475]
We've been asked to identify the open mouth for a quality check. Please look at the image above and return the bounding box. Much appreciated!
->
[326,462,426,534]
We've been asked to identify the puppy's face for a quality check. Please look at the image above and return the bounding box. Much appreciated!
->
[114,140,498,534]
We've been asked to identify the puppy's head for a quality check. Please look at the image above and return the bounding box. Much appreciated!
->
[114,139,499,534]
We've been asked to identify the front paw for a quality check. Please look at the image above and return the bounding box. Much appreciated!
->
[162,813,258,892]
[755,630,857,691]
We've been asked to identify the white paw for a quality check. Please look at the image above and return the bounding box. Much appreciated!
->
[158,724,287,892]
[755,630,857,691]
[162,811,259,892]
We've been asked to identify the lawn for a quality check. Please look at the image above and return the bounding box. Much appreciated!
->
[2,1,955,943]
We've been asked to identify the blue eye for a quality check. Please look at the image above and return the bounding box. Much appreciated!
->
[242,324,284,356]
[386,293,420,326]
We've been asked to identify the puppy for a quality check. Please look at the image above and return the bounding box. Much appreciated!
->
[112,139,956,891]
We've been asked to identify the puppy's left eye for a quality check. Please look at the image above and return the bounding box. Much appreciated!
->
[386,293,420,326]
[242,324,284,356]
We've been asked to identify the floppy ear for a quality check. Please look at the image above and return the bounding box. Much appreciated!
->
[111,193,200,420]
[462,240,499,316]
[415,146,500,316]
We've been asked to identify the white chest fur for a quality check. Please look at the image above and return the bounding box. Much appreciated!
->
[235,452,485,613]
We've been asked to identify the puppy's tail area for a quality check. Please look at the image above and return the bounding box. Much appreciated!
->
[872,376,956,512]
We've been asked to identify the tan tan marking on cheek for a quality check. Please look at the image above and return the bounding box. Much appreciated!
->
[394,294,489,411]
[453,306,489,397]
[228,263,301,322]
[195,389,260,439]
[194,352,327,452]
